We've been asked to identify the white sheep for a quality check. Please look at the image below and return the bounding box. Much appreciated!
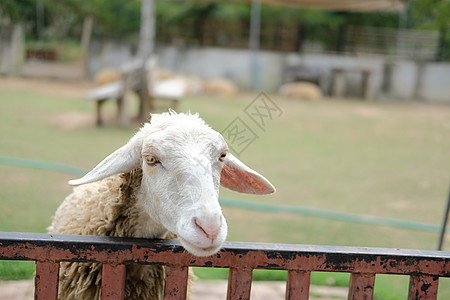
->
[94,67,121,86]
[203,78,238,98]
[278,81,323,101]
[48,111,275,300]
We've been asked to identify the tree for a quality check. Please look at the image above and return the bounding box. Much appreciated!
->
[1,0,44,38]
[409,0,450,60]
[138,0,155,59]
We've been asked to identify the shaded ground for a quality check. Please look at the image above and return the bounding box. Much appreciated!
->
[0,279,348,300]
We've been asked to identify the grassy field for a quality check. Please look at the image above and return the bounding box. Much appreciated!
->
[0,78,449,299]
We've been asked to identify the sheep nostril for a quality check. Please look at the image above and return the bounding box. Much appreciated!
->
[194,217,220,240]
[194,218,207,236]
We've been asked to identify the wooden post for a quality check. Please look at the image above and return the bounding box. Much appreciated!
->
[331,68,346,98]
[118,73,131,128]
[96,99,105,126]
[361,70,373,100]
[138,59,156,121]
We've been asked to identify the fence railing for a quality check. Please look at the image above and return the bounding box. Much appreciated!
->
[1,231,450,299]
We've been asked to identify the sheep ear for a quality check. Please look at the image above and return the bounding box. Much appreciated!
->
[69,142,141,186]
[220,153,275,195]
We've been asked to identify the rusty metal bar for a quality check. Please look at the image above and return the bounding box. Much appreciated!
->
[285,270,310,300]
[347,273,375,300]
[1,232,450,277]
[164,265,189,300]
[34,261,59,300]
[408,274,439,300]
[101,263,126,300]
[227,267,253,300]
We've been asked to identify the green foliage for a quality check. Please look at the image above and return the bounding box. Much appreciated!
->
[91,0,141,38]
[408,0,450,60]
[0,0,36,22]
[1,0,446,35]
[44,0,141,39]
[2,0,449,58]
[409,0,450,30]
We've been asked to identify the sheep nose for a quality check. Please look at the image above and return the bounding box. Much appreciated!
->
[194,216,221,241]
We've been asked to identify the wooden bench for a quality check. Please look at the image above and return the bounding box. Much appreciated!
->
[330,67,373,100]
[1,231,449,299]
[88,58,184,127]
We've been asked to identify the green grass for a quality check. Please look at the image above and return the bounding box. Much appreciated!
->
[1,81,450,298]
[0,261,35,280]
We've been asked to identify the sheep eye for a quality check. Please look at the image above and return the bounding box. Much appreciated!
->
[146,156,159,166]
[219,151,228,162]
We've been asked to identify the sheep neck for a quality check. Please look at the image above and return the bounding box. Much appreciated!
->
[111,168,168,239]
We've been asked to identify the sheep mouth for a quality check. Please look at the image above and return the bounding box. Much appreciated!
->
[179,237,222,257]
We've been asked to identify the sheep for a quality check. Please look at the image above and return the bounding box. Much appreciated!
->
[93,68,121,86]
[203,78,238,98]
[48,111,275,300]
[278,81,323,101]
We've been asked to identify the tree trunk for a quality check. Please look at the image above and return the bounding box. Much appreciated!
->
[437,25,448,61]
[81,15,94,79]
[138,0,155,59]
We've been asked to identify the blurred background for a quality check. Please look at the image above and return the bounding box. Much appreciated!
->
[1,0,450,299]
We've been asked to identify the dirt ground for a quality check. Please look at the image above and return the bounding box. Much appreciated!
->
[0,76,93,99]
[20,59,85,82]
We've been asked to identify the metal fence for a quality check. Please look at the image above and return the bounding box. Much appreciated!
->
[156,17,442,60]
[1,231,450,299]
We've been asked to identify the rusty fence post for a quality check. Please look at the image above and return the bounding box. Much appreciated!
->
[347,273,375,300]
[164,265,189,300]
[285,270,311,300]
[227,267,253,300]
[408,274,439,300]
[35,261,60,300]
[101,263,126,300]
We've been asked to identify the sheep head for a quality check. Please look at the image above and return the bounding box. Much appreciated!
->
[69,112,275,257]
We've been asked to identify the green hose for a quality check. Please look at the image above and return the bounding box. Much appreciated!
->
[219,197,445,233]
[1,156,446,233]
[0,156,86,177]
